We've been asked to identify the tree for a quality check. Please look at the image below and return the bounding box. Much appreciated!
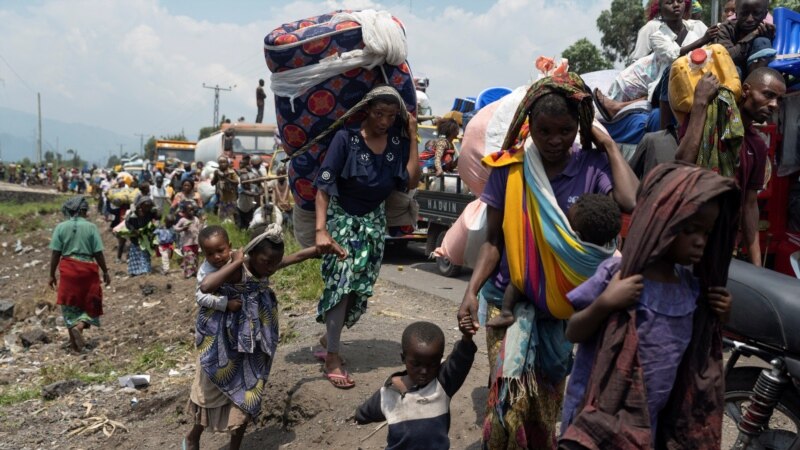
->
[597,0,646,66]
[144,136,156,160]
[198,125,217,140]
[106,154,121,168]
[772,0,800,10]
[44,151,55,163]
[562,39,614,75]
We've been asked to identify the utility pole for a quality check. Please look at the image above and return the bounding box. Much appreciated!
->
[134,133,146,157]
[202,83,234,127]
[37,92,42,164]
[119,144,124,159]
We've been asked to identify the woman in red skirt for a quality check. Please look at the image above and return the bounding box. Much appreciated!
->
[48,196,111,352]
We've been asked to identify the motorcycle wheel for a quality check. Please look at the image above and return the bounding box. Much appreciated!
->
[723,367,800,449]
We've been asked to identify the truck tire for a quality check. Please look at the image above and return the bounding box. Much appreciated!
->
[434,226,462,278]
[425,223,444,255]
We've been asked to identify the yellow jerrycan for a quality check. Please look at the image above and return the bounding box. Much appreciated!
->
[668,44,741,123]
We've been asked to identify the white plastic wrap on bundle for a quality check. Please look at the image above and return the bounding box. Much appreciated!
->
[270,9,408,106]
[197,161,219,205]
[200,161,219,181]
[485,85,529,154]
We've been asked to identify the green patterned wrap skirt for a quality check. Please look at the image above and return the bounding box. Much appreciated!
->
[316,198,386,328]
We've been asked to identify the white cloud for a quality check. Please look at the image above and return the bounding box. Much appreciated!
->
[0,0,611,145]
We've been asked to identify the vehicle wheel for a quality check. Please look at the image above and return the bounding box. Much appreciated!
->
[434,227,461,278]
[723,367,800,449]
[425,223,444,255]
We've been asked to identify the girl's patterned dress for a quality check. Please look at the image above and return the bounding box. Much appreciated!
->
[194,264,279,418]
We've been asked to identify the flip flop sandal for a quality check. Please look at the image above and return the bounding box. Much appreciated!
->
[593,88,614,122]
[323,369,355,389]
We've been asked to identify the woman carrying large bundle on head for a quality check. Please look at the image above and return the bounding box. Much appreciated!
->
[309,85,421,389]
[456,72,639,448]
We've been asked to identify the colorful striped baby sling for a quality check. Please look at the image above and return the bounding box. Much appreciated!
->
[482,140,615,320]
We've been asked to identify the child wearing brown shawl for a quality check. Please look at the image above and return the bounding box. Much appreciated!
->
[560,162,740,449]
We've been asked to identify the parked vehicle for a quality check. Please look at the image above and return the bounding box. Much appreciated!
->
[723,259,800,449]
[195,123,279,169]
[416,173,475,276]
[155,140,196,166]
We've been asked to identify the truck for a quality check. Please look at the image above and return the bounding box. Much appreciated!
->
[416,173,475,277]
[194,123,280,169]
[155,140,197,167]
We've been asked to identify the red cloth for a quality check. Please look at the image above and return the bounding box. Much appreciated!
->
[737,125,769,202]
[57,257,103,318]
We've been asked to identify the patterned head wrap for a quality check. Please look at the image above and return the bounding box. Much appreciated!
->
[243,223,283,255]
[691,0,703,15]
[62,196,89,218]
[289,85,409,160]
[500,72,595,153]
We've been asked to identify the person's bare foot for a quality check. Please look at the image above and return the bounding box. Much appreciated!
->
[69,324,86,353]
[487,311,516,329]
[594,89,646,119]
[185,424,203,450]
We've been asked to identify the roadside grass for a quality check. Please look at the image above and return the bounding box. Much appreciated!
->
[0,387,40,407]
[0,342,195,407]
[127,342,186,373]
[0,200,63,218]
[204,215,324,310]
[0,200,64,234]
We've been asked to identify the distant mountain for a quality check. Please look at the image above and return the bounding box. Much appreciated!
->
[0,107,139,166]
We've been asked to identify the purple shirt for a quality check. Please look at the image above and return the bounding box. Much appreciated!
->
[560,257,699,439]
[479,148,614,295]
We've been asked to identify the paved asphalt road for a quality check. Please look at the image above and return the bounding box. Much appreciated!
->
[380,241,471,305]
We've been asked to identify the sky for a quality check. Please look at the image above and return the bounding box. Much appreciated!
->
[0,0,613,149]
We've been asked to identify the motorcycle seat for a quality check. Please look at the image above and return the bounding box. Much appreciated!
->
[726,260,800,353]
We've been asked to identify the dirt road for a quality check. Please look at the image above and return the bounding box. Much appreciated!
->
[0,207,490,449]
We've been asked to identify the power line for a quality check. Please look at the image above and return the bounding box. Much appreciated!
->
[202,83,235,127]
[134,133,147,155]
[0,53,35,94]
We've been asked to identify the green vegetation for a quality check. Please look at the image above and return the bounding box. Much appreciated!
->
[40,362,115,385]
[128,342,186,373]
[561,39,614,75]
[0,200,63,219]
[0,343,191,407]
[0,199,65,234]
[0,387,40,406]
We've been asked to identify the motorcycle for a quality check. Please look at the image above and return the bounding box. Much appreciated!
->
[724,259,800,449]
